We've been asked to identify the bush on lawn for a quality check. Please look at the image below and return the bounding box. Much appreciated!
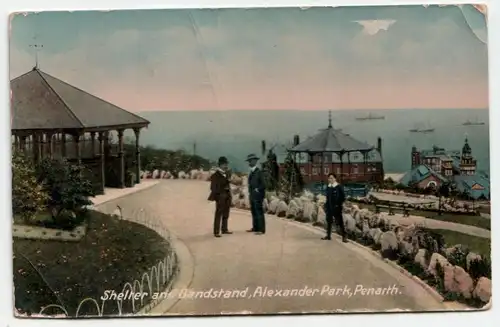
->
[469,257,492,281]
[36,158,95,229]
[12,150,49,224]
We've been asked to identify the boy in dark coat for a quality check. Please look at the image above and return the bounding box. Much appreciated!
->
[322,173,347,242]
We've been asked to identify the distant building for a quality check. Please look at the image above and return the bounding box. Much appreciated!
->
[411,138,477,177]
[399,164,448,190]
[273,112,384,186]
[402,137,489,200]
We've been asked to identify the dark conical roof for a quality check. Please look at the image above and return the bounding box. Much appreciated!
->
[11,68,150,131]
[289,126,374,153]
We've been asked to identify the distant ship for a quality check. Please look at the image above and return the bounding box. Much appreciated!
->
[409,122,435,133]
[409,127,435,133]
[463,118,485,126]
[355,113,385,121]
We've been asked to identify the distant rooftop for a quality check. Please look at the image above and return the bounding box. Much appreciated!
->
[400,164,447,186]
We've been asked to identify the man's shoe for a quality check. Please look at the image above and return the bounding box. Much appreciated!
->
[321,236,331,240]
[254,231,264,235]
[214,234,221,238]
[247,229,255,232]
[222,231,233,234]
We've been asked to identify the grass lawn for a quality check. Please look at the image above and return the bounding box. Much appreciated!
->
[355,203,490,231]
[13,210,172,317]
[434,228,491,257]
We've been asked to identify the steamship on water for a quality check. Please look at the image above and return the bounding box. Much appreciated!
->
[355,112,385,121]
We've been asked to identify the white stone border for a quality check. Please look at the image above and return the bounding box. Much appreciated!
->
[12,224,86,242]
[231,207,476,310]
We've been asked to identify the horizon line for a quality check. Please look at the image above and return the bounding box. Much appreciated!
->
[137,107,489,113]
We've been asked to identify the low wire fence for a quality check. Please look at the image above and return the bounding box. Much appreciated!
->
[20,207,179,318]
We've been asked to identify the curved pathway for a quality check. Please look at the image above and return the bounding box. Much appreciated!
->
[97,180,447,315]
[383,213,490,239]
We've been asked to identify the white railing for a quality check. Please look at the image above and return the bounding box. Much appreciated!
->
[37,207,179,317]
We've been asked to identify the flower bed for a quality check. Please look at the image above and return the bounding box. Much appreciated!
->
[230,184,491,308]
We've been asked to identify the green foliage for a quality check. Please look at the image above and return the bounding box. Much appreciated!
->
[123,143,211,175]
[36,158,95,224]
[434,261,446,292]
[278,153,304,201]
[261,152,280,191]
[415,227,445,257]
[469,257,492,280]
[446,245,470,271]
[12,150,49,224]
[125,171,136,187]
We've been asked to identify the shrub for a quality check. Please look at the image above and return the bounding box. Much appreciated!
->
[469,257,491,280]
[36,158,95,228]
[446,245,470,271]
[125,171,136,187]
[12,150,49,224]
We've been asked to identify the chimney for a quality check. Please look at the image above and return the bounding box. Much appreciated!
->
[261,140,266,156]
[411,145,420,169]
[293,135,300,146]
[377,137,382,156]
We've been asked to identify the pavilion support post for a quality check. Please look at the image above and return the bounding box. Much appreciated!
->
[362,151,367,179]
[90,132,96,156]
[308,153,313,184]
[104,132,110,157]
[133,128,141,184]
[118,129,125,188]
[47,132,54,159]
[339,151,345,183]
[73,132,82,164]
[320,152,325,190]
[13,135,18,150]
[98,132,106,192]
[61,133,67,157]
[42,134,47,159]
[32,132,40,163]
[19,135,26,154]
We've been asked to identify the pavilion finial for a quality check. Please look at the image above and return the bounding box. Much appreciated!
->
[328,110,332,128]
[29,34,43,70]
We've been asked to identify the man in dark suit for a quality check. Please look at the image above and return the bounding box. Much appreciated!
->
[246,154,266,235]
[208,156,233,238]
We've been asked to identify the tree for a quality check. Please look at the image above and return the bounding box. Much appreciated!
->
[261,149,280,191]
[435,182,450,215]
[278,153,304,201]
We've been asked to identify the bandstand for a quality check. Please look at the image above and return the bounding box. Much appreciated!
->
[286,112,384,195]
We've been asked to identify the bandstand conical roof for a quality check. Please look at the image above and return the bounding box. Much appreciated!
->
[289,113,374,153]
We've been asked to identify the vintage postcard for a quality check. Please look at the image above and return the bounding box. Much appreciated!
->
[10,4,490,318]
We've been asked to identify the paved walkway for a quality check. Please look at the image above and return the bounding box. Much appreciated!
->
[95,180,447,315]
[382,213,491,239]
[90,180,160,206]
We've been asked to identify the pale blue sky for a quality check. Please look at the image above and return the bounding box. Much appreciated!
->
[9,5,488,111]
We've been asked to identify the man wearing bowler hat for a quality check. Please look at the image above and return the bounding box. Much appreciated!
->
[208,156,233,238]
[246,153,266,235]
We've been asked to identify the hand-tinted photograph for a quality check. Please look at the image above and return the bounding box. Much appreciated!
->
[10,4,490,318]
